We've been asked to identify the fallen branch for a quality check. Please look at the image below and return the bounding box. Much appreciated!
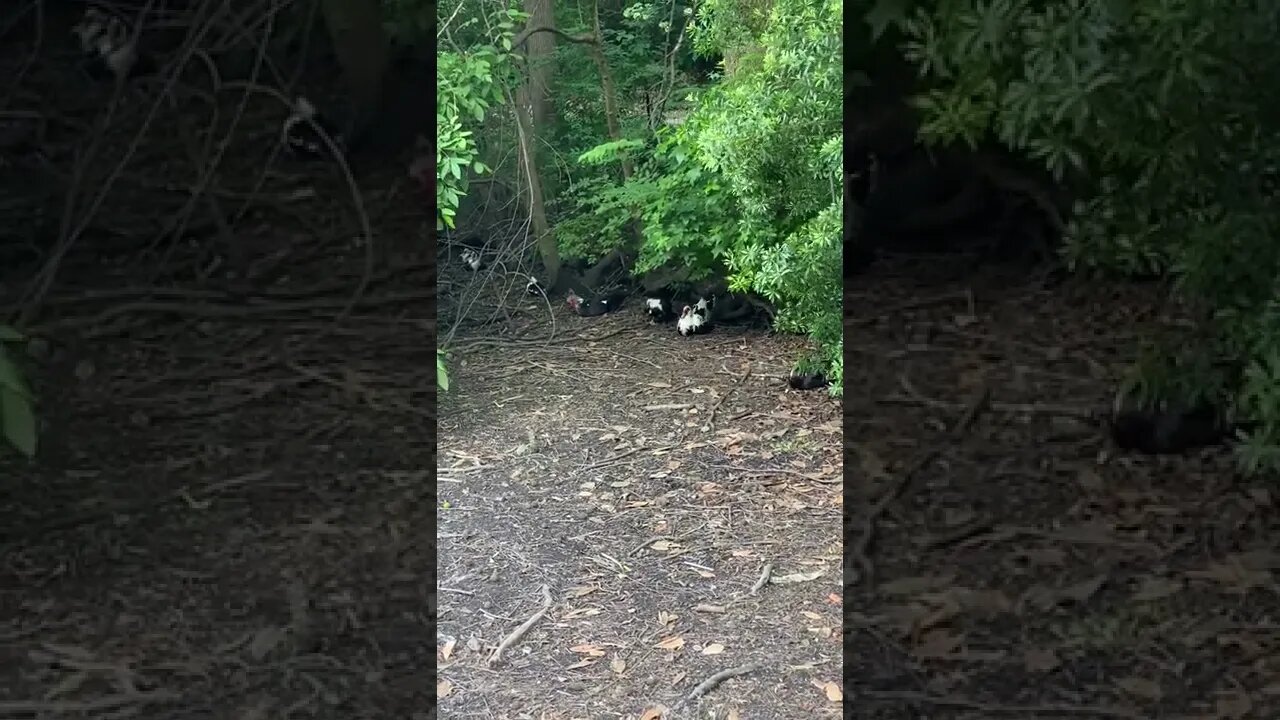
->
[749,563,773,595]
[706,365,751,428]
[677,662,764,708]
[488,584,553,664]
[849,450,939,588]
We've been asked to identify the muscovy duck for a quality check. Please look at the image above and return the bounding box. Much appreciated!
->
[692,296,713,320]
[567,289,625,316]
[643,294,679,322]
[282,97,347,159]
[460,248,483,271]
[526,275,544,295]
[72,6,151,82]
[1110,391,1232,455]
[788,371,829,391]
[677,305,710,336]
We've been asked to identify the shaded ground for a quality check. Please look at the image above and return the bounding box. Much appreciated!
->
[0,34,437,712]
[846,258,1277,719]
[436,297,843,720]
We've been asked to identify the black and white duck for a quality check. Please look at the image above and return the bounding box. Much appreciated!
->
[72,6,152,82]
[677,305,710,336]
[567,289,625,316]
[643,294,679,322]
[282,97,347,159]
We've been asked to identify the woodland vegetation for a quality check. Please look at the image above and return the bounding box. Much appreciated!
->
[434,0,843,395]
[849,0,1280,473]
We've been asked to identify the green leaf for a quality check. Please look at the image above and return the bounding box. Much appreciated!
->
[1,386,35,457]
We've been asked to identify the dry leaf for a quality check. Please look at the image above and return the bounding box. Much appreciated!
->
[437,679,454,698]
[639,706,667,720]
[658,610,679,626]
[439,638,457,662]
[1216,690,1252,718]
[610,655,626,674]
[1116,677,1163,702]
[651,540,678,551]
[655,636,685,651]
[1059,574,1107,604]
[726,708,741,720]
[801,611,823,621]
[1131,577,1181,602]
[771,569,825,584]
[566,586,598,598]
[1022,647,1060,673]
[826,593,842,605]
[820,681,842,702]
[701,643,725,655]
[565,658,596,669]
[569,644,606,656]
[914,629,963,659]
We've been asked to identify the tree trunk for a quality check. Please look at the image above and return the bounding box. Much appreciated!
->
[513,100,559,287]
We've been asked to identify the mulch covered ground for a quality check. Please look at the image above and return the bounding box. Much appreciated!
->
[846,258,1279,720]
[0,31,438,716]
[436,291,844,720]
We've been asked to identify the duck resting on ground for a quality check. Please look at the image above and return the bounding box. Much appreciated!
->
[72,6,153,82]
[677,305,711,336]
[1109,391,1233,455]
[788,371,828,391]
[282,97,347,159]
[460,248,483,271]
[643,294,679,322]
[567,289,626,316]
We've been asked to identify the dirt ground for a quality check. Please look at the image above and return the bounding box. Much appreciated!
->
[435,293,844,720]
[0,58,436,717]
[846,257,1280,719]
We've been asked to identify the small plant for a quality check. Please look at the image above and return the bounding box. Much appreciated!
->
[0,325,36,457]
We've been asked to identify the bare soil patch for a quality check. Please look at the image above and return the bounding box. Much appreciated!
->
[846,258,1277,719]
[437,297,844,720]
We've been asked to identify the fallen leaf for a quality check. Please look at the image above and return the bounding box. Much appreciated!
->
[569,644,606,657]
[701,643,725,655]
[771,569,825,584]
[565,658,597,669]
[610,655,626,674]
[566,586,598,598]
[1022,646,1060,673]
[820,681,842,702]
[437,679,454,698]
[914,629,963,659]
[826,593,842,605]
[655,636,685,651]
[1116,677,1163,702]
[651,540,678,551]
[1131,577,1181,602]
[658,611,679,626]
[801,611,823,621]
[247,627,285,661]
[1216,690,1252,718]
[726,708,741,720]
[1059,574,1107,605]
[639,706,667,720]
[439,638,456,662]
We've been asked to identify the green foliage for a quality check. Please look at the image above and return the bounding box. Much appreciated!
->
[571,0,843,394]
[896,0,1280,469]
[435,5,524,230]
[0,325,35,458]
[437,349,450,392]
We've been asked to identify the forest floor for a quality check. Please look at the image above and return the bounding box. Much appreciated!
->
[435,291,843,720]
[0,148,436,718]
[846,257,1277,720]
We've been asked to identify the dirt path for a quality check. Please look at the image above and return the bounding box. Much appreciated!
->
[846,259,1276,719]
[436,304,843,719]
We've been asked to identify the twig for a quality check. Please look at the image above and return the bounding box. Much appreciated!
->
[677,662,764,708]
[488,584,553,664]
[643,403,694,411]
[849,450,939,588]
[749,563,772,595]
[706,365,751,428]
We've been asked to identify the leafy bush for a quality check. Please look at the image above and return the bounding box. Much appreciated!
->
[0,325,35,458]
[889,0,1280,469]
[571,0,844,394]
